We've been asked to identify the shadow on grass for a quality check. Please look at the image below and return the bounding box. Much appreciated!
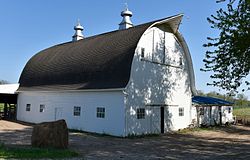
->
[0,143,78,159]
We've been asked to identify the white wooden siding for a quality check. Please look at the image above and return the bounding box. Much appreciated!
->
[17,91,125,136]
[125,26,192,135]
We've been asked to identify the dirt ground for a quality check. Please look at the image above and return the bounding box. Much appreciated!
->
[1,120,250,160]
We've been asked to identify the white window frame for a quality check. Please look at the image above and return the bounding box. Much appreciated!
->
[137,108,145,119]
[179,107,184,116]
[26,104,31,112]
[73,106,81,116]
[40,104,45,113]
[96,107,105,118]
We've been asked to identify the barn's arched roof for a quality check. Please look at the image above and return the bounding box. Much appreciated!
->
[18,14,196,93]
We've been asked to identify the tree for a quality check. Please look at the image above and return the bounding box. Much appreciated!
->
[235,93,250,107]
[202,0,250,93]
[0,80,8,84]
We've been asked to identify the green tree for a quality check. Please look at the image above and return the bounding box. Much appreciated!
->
[235,93,250,107]
[202,0,250,93]
[0,80,8,84]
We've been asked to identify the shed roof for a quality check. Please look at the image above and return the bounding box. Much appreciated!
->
[18,14,184,91]
[192,96,234,106]
[0,84,19,104]
[0,84,19,94]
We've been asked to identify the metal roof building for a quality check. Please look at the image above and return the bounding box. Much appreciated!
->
[192,96,234,106]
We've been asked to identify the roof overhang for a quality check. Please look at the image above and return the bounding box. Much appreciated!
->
[149,14,183,33]
[16,87,124,93]
[0,93,18,104]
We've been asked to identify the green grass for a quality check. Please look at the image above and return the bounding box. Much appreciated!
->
[127,133,160,139]
[0,143,79,159]
[0,103,3,111]
[233,107,250,117]
[177,126,219,134]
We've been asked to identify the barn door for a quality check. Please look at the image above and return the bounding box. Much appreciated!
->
[55,107,63,121]
[151,107,161,134]
[160,107,164,133]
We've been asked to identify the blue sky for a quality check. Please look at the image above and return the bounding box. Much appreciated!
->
[0,0,249,99]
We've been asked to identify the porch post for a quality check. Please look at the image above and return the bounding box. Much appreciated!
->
[196,106,200,127]
[3,103,7,119]
[219,106,222,125]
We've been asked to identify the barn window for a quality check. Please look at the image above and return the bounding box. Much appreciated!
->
[73,106,81,116]
[40,104,45,113]
[199,107,204,115]
[179,107,184,116]
[137,108,145,119]
[228,107,232,113]
[179,57,183,66]
[97,107,105,118]
[141,47,145,58]
[26,104,31,112]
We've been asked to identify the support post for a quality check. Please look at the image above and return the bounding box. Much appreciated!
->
[219,106,222,125]
[3,103,7,119]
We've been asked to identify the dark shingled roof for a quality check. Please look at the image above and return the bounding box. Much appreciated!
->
[192,96,234,106]
[18,15,179,91]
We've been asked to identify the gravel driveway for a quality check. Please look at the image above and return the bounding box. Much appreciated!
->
[1,120,250,160]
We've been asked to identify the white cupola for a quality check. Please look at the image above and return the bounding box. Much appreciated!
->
[72,19,84,41]
[119,4,133,30]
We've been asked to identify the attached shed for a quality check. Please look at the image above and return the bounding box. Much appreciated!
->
[192,96,234,126]
[0,84,19,119]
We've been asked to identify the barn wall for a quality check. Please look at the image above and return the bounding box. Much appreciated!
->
[125,26,193,136]
[17,91,125,136]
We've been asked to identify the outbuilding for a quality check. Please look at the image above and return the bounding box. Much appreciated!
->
[192,96,234,126]
[0,84,19,119]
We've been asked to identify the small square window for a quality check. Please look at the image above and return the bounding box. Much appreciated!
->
[179,107,184,116]
[73,106,81,116]
[26,104,31,112]
[141,48,145,58]
[137,108,145,119]
[40,104,45,113]
[97,107,105,118]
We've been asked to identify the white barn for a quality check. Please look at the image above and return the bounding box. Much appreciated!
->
[17,9,197,137]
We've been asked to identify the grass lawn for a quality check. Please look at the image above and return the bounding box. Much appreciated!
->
[0,103,3,111]
[233,107,250,117]
[233,107,250,123]
[0,144,78,159]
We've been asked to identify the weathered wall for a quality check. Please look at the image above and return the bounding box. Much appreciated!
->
[17,91,125,136]
[197,106,234,126]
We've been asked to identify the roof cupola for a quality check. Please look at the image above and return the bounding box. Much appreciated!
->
[119,4,133,30]
[72,19,84,41]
